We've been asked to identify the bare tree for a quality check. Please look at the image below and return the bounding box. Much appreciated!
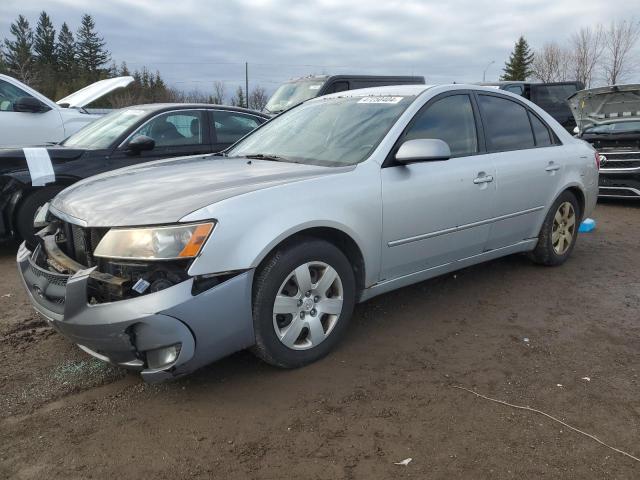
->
[531,42,572,82]
[211,81,226,104]
[249,86,268,111]
[570,26,604,88]
[602,19,640,85]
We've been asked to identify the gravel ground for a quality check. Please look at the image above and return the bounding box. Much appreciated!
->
[0,201,639,479]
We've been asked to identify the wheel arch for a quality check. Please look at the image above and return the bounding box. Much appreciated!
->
[254,226,367,296]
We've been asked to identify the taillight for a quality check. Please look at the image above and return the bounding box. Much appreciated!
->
[594,151,600,170]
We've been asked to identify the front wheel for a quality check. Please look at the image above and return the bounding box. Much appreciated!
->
[251,238,356,368]
[529,191,581,266]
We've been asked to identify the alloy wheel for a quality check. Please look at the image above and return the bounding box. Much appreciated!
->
[272,261,344,350]
[552,201,576,255]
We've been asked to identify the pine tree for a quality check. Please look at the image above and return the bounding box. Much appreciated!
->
[75,14,110,82]
[3,15,35,84]
[501,36,534,81]
[55,22,77,97]
[33,11,57,97]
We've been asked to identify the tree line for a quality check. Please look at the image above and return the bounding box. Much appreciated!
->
[0,11,269,110]
[500,19,640,87]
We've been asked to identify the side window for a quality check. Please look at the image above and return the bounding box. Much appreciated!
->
[504,85,524,96]
[213,111,262,144]
[477,95,535,151]
[0,79,34,112]
[132,111,204,147]
[528,112,553,147]
[326,81,349,94]
[404,94,478,157]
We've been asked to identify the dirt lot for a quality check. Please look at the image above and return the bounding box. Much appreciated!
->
[0,201,639,479]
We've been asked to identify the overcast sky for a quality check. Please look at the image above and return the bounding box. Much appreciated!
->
[1,0,639,96]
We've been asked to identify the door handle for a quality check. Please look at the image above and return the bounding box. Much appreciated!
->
[545,162,561,172]
[473,174,494,184]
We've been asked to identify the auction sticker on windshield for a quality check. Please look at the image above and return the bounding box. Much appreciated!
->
[357,96,404,104]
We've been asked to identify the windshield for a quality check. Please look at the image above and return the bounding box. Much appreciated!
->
[229,94,415,166]
[583,120,640,134]
[264,78,327,113]
[61,108,148,149]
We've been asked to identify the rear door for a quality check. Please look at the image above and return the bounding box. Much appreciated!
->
[210,110,265,151]
[109,109,212,169]
[475,92,563,249]
[380,91,497,280]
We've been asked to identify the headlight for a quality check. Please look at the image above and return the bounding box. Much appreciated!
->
[93,222,215,260]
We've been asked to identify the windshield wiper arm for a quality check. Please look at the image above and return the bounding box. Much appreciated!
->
[244,153,287,162]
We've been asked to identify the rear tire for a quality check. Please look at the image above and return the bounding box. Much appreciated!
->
[251,238,356,368]
[15,186,64,246]
[529,190,581,266]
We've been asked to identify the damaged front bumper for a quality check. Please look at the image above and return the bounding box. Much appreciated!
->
[17,241,255,382]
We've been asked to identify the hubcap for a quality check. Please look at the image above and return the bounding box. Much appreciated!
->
[273,261,344,350]
[552,201,576,255]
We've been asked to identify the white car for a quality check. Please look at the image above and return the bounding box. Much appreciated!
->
[0,74,133,147]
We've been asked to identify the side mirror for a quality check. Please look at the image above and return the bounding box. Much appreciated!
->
[13,96,49,113]
[126,135,155,155]
[395,139,451,164]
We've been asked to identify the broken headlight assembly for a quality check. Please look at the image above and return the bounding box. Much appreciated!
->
[94,222,215,260]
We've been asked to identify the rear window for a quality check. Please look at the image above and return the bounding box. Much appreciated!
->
[530,84,578,110]
[478,95,535,151]
[528,112,553,146]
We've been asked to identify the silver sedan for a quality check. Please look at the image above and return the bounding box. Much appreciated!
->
[18,84,599,381]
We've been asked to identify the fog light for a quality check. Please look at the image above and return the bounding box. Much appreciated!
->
[146,343,181,370]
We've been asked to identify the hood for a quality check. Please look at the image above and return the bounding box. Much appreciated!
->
[0,146,85,176]
[568,84,640,130]
[56,76,134,108]
[51,156,352,227]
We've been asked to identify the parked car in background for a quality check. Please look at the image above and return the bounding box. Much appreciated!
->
[17,84,598,382]
[478,81,583,132]
[0,74,134,147]
[1,103,269,242]
[263,74,425,114]
[569,84,640,199]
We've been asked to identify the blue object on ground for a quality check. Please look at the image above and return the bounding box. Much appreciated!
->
[579,218,596,233]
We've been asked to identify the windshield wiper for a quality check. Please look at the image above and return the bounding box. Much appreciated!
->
[244,153,287,162]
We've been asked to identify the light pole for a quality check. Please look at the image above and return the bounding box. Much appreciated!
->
[482,60,495,82]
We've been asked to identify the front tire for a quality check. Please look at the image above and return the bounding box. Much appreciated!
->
[529,190,581,266]
[251,238,356,368]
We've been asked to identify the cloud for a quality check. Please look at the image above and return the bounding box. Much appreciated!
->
[1,0,638,94]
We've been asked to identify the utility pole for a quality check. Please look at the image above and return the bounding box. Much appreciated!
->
[482,60,495,82]
[245,62,249,109]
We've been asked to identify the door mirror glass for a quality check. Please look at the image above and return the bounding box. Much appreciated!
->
[127,135,155,154]
[13,96,48,113]
[395,139,451,164]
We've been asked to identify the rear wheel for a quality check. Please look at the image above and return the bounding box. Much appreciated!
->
[529,190,580,266]
[15,186,64,246]
[251,238,356,368]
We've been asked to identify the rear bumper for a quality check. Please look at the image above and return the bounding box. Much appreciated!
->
[598,170,640,198]
[17,242,255,382]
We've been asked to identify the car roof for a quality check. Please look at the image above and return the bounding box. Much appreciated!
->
[120,103,269,118]
[316,83,521,98]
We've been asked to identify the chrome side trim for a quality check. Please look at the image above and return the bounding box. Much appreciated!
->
[49,204,88,227]
[599,186,640,197]
[600,166,640,172]
[388,206,545,247]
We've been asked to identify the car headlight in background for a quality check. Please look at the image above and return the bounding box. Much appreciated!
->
[94,222,215,260]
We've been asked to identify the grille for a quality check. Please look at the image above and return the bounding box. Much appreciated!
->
[59,222,108,267]
[601,160,640,169]
[28,261,69,287]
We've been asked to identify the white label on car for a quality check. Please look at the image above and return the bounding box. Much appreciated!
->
[132,278,151,294]
[23,148,55,186]
[357,96,404,104]
[309,85,321,90]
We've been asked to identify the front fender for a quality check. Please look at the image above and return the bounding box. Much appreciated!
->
[185,161,383,288]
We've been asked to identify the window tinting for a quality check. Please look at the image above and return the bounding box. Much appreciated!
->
[504,85,524,96]
[404,94,478,157]
[132,111,205,147]
[528,112,552,146]
[326,81,349,94]
[478,95,535,151]
[213,111,262,144]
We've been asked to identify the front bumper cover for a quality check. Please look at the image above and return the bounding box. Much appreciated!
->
[17,242,255,382]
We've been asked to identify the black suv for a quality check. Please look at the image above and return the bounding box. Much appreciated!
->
[569,84,640,199]
[479,81,584,132]
[264,74,425,115]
